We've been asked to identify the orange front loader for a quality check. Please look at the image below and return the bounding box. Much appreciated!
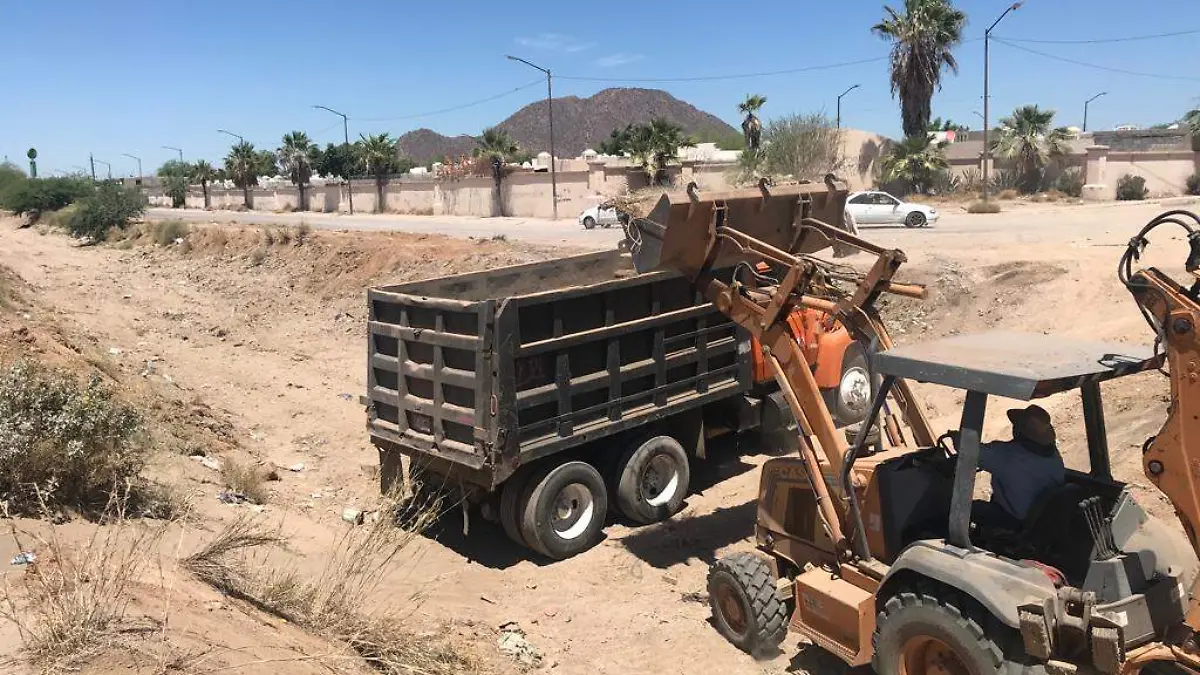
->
[625,181,1200,674]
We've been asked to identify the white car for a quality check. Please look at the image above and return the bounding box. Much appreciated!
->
[845,191,938,228]
[578,204,622,230]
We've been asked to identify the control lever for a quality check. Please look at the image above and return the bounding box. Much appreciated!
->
[1080,496,1118,560]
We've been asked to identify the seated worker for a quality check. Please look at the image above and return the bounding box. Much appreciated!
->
[972,404,1066,530]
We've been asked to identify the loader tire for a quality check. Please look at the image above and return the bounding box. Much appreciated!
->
[707,553,788,654]
[873,586,1015,675]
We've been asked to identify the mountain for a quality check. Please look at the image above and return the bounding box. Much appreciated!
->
[396,129,478,165]
[396,88,738,162]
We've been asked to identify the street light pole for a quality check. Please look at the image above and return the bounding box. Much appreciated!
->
[836,84,860,129]
[94,158,112,180]
[216,130,244,144]
[1083,91,1108,132]
[162,146,183,162]
[507,55,558,220]
[983,2,1023,202]
[122,153,142,179]
[314,105,354,215]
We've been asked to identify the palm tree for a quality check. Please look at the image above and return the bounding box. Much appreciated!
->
[278,131,317,210]
[739,94,767,151]
[357,133,398,213]
[192,160,216,209]
[872,0,968,138]
[991,105,1071,193]
[645,118,694,185]
[474,128,523,217]
[224,141,259,209]
[881,134,949,194]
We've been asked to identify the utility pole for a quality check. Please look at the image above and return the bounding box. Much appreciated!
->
[836,84,860,129]
[983,2,1022,202]
[313,105,354,215]
[89,154,97,182]
[1083,91,1107,132]
[122,153,143,179]
[507,55,558,220]
[162,146,183,162]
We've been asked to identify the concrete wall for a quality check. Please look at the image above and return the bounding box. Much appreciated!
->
[1088,148,1198,199]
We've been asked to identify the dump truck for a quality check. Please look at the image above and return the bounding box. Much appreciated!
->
[364,244,867,559]
[624,176,1200,674]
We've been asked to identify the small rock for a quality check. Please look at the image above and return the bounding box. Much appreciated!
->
[288,462,306,472]
[108,346,123,356]
[480,594,497,604]
[497,622,541,667]
[342,507,363,524]
[10,552,36,566]
[338,392,353,401]
[542,607,557,618]
[662,574,678,586]
[264,469,281,482]
[218,491,249,504]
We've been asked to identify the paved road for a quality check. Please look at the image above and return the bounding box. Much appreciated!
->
[148,196,1200,250]
[146,207,626,248]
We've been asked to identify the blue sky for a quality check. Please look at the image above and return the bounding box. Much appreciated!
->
[2,0,1198,176]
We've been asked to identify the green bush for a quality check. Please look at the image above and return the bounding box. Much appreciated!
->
[67,183,146,241]
[1055,168,1084,198]
[1116,174,1149,201]
[1186,172,1200,196]
[0,162,25,194]
[0,177,94,216]
[967,200,1002,214]
[0,360,144,514]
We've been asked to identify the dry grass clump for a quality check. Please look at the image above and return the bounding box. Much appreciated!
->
[967,200,1002,214]
[219,457,270,505]
[182,490,474,674]
[1,492,167,670]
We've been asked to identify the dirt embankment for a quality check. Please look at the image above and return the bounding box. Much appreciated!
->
[0,219,575,675]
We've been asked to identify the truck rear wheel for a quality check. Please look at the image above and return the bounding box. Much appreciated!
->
[520,460,607,559]
[873,587,1010,675]
[707,553,788,654]
[499,466,537,548]
[614,435,690,524]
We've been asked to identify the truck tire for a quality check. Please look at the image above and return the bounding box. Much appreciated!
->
[828,344,872,427]
[873,587,1011,675]
[520,460,607,560]
[707,553,788,654]
[614,435,690,524]
[499,466,537,548]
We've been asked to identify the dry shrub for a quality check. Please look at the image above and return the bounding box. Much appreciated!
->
[967,200,1002,214]
[183,491,474,674]
[150,220,190,246]
[248,246,267,267]
[1,492,167,670]
[997,189,1019,200]
[220,457,269,504]
[0,360,149,516]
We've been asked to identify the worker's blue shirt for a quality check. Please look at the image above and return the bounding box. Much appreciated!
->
[978,439,1065,521]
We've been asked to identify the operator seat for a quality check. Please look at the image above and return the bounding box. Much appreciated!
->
[1020,482,1094,581]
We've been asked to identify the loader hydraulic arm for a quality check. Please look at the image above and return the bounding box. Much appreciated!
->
[1121,210,1200,633]
[623,180,934,557]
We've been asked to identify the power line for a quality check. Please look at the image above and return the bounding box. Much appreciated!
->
[995,29,1200,45]
[356,79,544,122]
[992,38,1200,82]
[556,55,890,83]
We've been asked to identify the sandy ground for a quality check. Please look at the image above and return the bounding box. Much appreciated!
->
[1,198,1197,673]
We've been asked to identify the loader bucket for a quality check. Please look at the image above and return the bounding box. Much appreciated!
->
[623,179,851,277]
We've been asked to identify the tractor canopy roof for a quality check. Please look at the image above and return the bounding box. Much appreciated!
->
[874,331,1161,400]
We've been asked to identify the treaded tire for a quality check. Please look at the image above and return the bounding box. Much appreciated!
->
[707,553,788,654]
[614,435,690,524]
[499,466,537,548]
[872,586,1010,675]
[583,216,596,229]
[520,460,607,560]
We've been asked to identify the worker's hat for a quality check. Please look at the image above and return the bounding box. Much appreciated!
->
[1008,404,1056,448]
